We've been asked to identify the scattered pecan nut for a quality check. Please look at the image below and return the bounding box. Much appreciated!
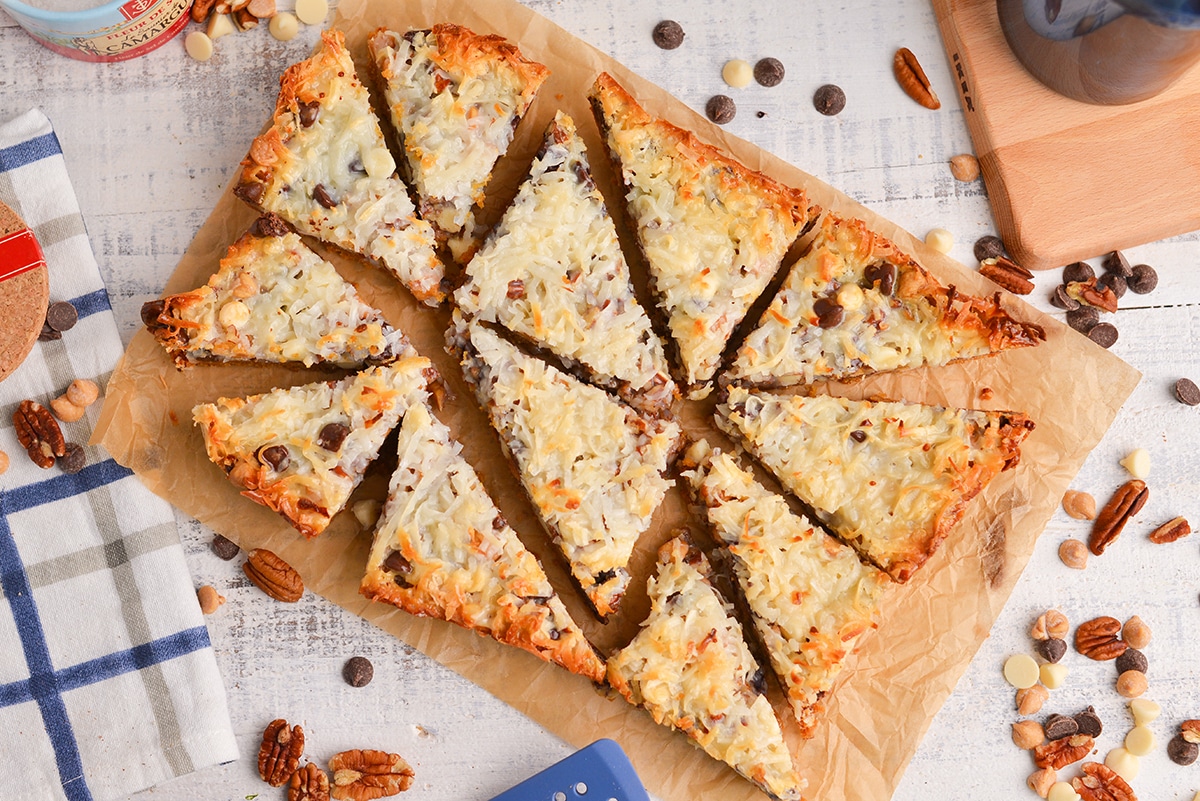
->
[1075,616,1127,661]
[329,749,414,801]
[979,256,1035,295]
[1067,278,1118,313]
[290,762,331,801]
[1148,516,1190,544]
[1089,480,1149,555]
[893,47,940,109]
[244,548,304,603]
[1181,719,1200,745]
[258,719,305,787]
[1033,734,1094,769]
[190,0,215,22]
[1071,761,1137,801]
[13,400,67,469]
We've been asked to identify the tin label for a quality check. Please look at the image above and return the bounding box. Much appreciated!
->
[21,0,189,62]
[0,228,46,283]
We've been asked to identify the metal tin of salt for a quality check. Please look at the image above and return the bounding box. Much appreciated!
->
[0,0,191,62]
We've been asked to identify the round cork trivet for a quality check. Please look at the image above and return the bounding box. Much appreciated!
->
[0,200,49,383]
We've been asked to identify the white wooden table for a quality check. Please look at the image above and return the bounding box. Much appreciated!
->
[3,1,1200,799]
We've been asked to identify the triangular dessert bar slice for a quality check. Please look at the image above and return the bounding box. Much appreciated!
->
[608,534,805,800]
[454,319,681,619]
[361,400,605,682]
[368,24,549,261]
[729,213,1045,387]
[454,111,676,417]
[683,441,886,736]
[235,31,445,305]
[715,387,1035,582]
[194,356,433,538]
[589,73,816,396]
[143,214,412,369]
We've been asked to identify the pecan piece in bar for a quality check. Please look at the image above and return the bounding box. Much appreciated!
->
[1089,480,1148,555]
[258,718,305,787]
[979,256,1035,295]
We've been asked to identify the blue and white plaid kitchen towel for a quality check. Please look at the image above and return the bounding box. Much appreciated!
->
[0,109,238,801]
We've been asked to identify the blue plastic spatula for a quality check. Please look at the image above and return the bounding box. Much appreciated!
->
[486,739,649,801]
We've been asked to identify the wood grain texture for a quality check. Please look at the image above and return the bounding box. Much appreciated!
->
[2,0,1199,799]
[933,0,1200,270]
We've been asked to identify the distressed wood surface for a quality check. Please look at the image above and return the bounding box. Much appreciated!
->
[3,0,1200,799]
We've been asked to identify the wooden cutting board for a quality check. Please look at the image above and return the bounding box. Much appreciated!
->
[932,0,1200,270]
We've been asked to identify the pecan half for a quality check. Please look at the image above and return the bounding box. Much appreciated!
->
[13,400,67,469]
[244,549,304,603]
[329,749,414,801]
[1075,616,1127,661]
[979,256,1035,295]
[1148,516,1190,544]
[1071,761,1136,801]
[893,47,940,109]
[1067,278,1118,313]
[290,763,330,801]
[1033,734,1094,769]
[190,0,215,22]
[1089,480,1148,555]
[258,719,305,787]
[1181,719,1200,745]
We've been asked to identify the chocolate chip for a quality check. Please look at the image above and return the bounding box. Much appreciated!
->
[298,100,320,127]
[1044,713,1079,740]
[257,444,290,472]
[1087,321,1119,348]
[1073,706,1103,737]
[1115,648,1148,674]
[705,95,736,124]
[1098,272,1127,299]
[813,84,846,116]
[38,322,62,341]
[754,57,785,87]
[342,656,374,687]
[651,19,684,50]
[141,299,166,327]
[812,296,844,328]
[58,442,86,474]
[210,534,240,561]
[46,301,78,332]
[1035,637,1066,663]
[863,261,896,296]
[1049,285,1080,311]
[1128,263,1158,294]
[973,235,1005,262]
[252,213,290,238]
[233,181,264,206]
[756,111,766,118]
[1103,250,1133,278]
[1175,377,1200,406]
[317,422,349,451]
[850,429,867,443]
[1062,261,1094,284]
[383,550,411,574]
[312,183,336,209]
[1169,734,1199,765]
[1066,306,1099,333]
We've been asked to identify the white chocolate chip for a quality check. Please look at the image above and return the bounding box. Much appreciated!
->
[1003,653,1040,689]
[269,10,299,40]
[218,300,250,328]
[1105,747,1140,781]
[351,499,381,530]
[293,0,327,25]
[836,283,865,313]
[362,147,396,180]
[1047,781,1080,801]
[1125,724,1156,756]
[1129,698,1161,726]
[925,227,953,254]
[1039,662,1068,690]
[721,59,753,89]
[207,12,236,40]
[184,31,214,62]
[1120,447,1150,479]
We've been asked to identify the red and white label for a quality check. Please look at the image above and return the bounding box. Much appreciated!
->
[119,0,155,21]
[0,228,46,283]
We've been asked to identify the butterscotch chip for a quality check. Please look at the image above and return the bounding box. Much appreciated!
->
[949,154,980,182]
[1014,719,1046,749]
[1116,669,1147,698]
[0,451,8,475]
[1059,539,1088,569]
[197,584,225,614]
[1028,767,1056,798]
[1017,684,1050,716]
[1122,615,1151,649]
[1062,490,1096,520]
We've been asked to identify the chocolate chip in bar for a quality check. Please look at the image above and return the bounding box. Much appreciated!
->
[974,235,1005,262]
[1087,321,1119,348]
[651,19,684,50]
[1103,250,1133,278]
[1128,263,1158,294]
[1062,261,1095,284]
[1175,377,1200,406]
[705,95,736,124]
[813,84,846,116]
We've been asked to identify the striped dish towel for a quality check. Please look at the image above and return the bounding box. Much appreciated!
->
[0,109,238,801]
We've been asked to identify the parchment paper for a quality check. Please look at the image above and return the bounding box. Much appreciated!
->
[92,0,1141,798]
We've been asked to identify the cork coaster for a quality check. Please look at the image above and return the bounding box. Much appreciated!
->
[0,200,49,383]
